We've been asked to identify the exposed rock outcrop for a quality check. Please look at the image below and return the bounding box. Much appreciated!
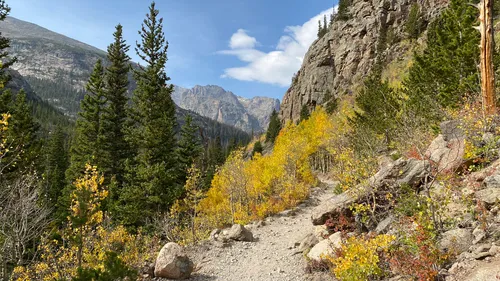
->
[279,0,446,124]
[173,85,279,132]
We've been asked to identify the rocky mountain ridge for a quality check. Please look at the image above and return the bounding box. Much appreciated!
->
[279,0,447,123]
[173,85,279,132]
[1,16,275,132]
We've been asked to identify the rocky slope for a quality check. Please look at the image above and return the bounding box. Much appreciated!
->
[173,85,279,132]
[279,0,446,124]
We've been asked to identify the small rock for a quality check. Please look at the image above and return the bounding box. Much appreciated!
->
[307,232,343,261]
[313,225,329,240]
[484,174,500,189]
[473,251,491,260]
[375,215,394,234]
[472,227,487,245]
[489,244,500,256]
[227,224,254,242]
[296,233,319,253]
[154,243,194,279]
[473,243,492,254]
[210,229,221,241]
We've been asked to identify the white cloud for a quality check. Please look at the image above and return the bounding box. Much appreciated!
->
[229,29,258,49]
[219,7,336,87]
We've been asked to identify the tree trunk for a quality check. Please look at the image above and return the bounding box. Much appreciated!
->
[479,0,497,115]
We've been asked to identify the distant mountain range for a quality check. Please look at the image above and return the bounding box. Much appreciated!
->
[1,16,278,132]
[173,85,279,132]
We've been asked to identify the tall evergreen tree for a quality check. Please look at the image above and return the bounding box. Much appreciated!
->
[404,0,479,120]
[299,104,310,122]
[176,114,202,185]
[337,0,352,21]
[119,2,178,227]
[0,0,16,87]
[252,141,263,157]
[406,3,423,40]
[5,90,40,173]
[66,60,106,183]
[352,69,400,145]
[265,109,281,144]
[100,24,130,187]
[43,126,69,221]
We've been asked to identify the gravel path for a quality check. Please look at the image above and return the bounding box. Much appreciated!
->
[185,185,334,281]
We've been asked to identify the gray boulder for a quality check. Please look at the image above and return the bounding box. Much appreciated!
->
[376,216,395,234]
[484,174,500,189]
[154,243,194,279]
[439,228,473,254]
[295,233,320,254]
[227,224,254,242]
[476,188,500,205]
[307,232,343,261]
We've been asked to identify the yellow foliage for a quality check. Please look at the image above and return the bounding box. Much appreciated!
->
[197,107,334,229]
[11,165,159,281]
[449,99,496,162]
[169,166,209,244]
[325,234,395,281]
[1,113,10,155]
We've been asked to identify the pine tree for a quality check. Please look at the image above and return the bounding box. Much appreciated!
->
[352,69,400,145]
[265,109,281,143]
[299,104,310,122]
[176,114,202,185]
[404,0,479,120]
[0,0,16,87]
[6,90,40,172]
[67,60,106,183]
[337,0,352,21]
[406,3,423,40]
[317,20,322,38]
[119,2,178,227]
[252,141,263,156]
[43,126,69,221]
[100,24,130,186]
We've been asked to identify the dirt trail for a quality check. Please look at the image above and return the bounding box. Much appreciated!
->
[186,184,334,281]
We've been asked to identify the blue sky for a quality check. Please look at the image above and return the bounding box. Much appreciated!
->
[9,0,336,100]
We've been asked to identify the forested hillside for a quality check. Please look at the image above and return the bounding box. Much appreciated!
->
[5,0,500,280]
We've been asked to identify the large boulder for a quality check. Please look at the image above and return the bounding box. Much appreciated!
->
[439,228,473,254]
[307,232,343,261]
[154,243,194,279]
[424,120,465,173]
[226,224,254,242]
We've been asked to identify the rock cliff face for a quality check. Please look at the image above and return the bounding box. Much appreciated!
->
[280,0,447,124]
[173,85,279,132]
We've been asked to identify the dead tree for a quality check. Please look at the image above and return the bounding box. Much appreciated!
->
[477,0,497,115]
[0,174,51,280]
